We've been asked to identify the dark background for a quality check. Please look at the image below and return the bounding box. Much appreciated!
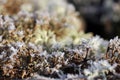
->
[68,0,120,39]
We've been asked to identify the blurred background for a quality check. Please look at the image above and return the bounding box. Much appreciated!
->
[68,0,120,39]
[0,0,120,40]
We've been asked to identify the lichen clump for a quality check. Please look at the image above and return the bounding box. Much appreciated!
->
[0,0,120,80]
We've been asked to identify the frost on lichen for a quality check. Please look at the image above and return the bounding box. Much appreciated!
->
[0,0,120,80]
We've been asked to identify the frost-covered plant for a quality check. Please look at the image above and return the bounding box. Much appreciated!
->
[106,36,120,63]
[0,36,120,80]
[84,60,117,80]
[105,37,120,78]
[0,0,120,80]
[0,0,92,46]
